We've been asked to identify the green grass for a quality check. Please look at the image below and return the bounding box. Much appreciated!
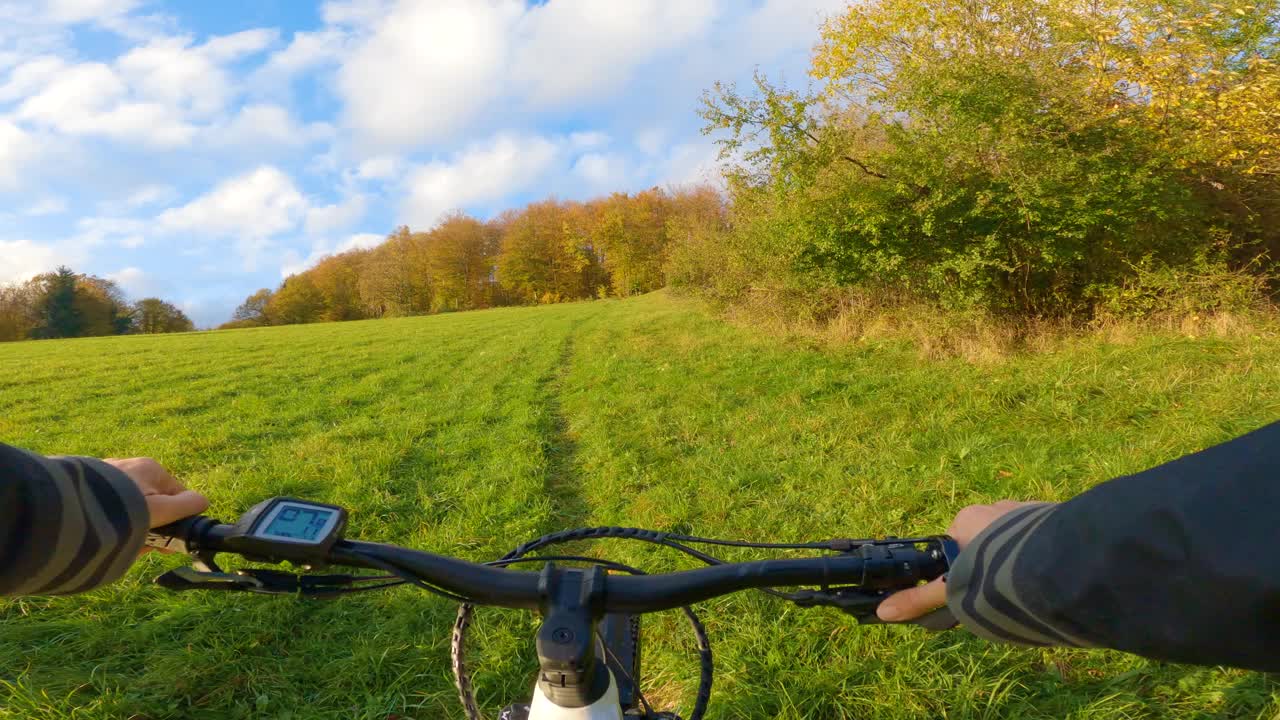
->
[2,291,1278,719]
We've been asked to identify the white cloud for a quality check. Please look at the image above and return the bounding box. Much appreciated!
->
[157,165,308,268]
[213,103,333,148]
[401,132,559,228]
[0,120,41,190]
[105,265,157,297]
[253,29,345,84]
[330,1,724,150]
[322,0,394,26]
[305,193,367,235]
[201,28,278,61]
[25,197,67,216]
[117,32,274,118]
[737,0,848,60]
[337,0,521,149]
[74,216,148,248]
[338,232,383,253]
[10,29,280,148]
[661,140,722,187]
[511,0,718,109]
[280,231,385,276]
[355,155,403,181]
[15,60,197,146]
[572,152,627,188]
[0,239,80,283]
[126,184,176,208]
[0,56,68,102]
[569,131,610,150]
[42,0,142,24]
[636,127,666,156]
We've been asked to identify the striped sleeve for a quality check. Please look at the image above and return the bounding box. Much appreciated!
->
[945,502,1097,648]
[0,444,149,597]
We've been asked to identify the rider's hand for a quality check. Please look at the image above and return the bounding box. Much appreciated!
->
[103,457,209,552]
[877,500,1043,622]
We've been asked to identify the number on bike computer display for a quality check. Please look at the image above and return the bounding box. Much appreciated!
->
[258,502,338,543]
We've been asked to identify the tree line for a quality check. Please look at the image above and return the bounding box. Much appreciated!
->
[0,267,193,342]
[222,187,727,329]
[237,0,1280,331]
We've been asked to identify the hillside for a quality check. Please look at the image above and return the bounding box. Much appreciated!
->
[2,293,1278,719]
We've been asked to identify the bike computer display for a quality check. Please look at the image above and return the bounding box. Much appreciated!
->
[223,497,349,565]
[255,501,342,544]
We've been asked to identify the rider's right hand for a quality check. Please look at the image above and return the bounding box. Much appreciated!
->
[876,500,1045,622]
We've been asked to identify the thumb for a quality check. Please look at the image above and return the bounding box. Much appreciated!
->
[146,490,210,528]
[877,577,947,622]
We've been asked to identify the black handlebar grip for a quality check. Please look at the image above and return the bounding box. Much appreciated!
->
[145,515,211,554]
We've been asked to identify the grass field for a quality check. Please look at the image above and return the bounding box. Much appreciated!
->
[2,291,1279,719]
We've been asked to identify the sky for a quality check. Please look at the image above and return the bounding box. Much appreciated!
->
[0,0,845,328]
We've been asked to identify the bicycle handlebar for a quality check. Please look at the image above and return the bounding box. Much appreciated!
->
[150,516,950,614]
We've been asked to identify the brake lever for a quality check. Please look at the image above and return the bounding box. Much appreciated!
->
[155,565,363,597]
[789,535,961,630]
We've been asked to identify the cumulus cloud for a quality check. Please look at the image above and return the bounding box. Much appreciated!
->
[401,132,559,229]
[0,120,41,190]
[572,152,628,188]
[25,197,67,216]
[0,239,81,283]
[126,184,177,208]
[252,29,346,86]
[73,216,148,249]
[157,165,308,268]
[332,0,723,150]
[10,28,280,148]
[304,193,368,236]
[105,265,163,298]
[660,141,722,187]
[280,231,385,276]
[511,0,718,109]
[213,103,333,148]
[355,155,403,181]
[337,0,520,150]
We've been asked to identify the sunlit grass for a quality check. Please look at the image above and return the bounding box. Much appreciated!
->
[1,292,1277,719]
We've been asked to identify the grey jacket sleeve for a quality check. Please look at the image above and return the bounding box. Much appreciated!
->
[945,421,1280,672]
[0,443,149,596]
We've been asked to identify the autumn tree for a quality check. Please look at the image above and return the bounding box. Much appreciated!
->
[75,275,134,336]
[663,185,732,291]
[134,298,194,334]
[232,288,275,326]
[0,280,40,342]
[309,251,367,321]
[497,201,600,303]
[268,274,326,325]
[425,213,501,311]
[358,227,432,316]
[590,189,672,296]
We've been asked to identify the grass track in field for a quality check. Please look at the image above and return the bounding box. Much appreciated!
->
[1,291,1278,719]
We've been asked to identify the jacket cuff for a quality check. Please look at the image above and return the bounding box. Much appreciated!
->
[44,456,150,594]
[946,502,1095,648]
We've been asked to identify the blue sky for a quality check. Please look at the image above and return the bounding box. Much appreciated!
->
[1,0,844,327]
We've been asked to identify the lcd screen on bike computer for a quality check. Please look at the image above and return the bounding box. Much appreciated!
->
[254,501,340,544]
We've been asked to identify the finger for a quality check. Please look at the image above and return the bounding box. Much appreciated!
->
[146,490,210,528]
[877,577,946,622]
